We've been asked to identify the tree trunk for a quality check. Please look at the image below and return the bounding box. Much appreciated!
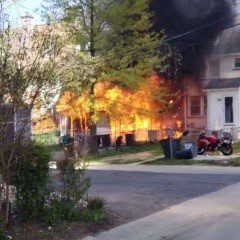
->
[0,179,2,220]
[89,123,98,154]
[88,83,98,154]
[3,181,10,225]
[88,0,98,154]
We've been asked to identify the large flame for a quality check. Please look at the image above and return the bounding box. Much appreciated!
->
[56,75,183,141]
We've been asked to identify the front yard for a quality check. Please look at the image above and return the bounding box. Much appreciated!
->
[7,140,240,240]
[82,140,240,166]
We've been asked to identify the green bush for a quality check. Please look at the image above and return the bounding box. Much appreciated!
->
[80,208,105,222]
[11,143,51,220]
[229,157,240,166]
[44,195,77,224]
[0,217,6,240]
[87,196,107,211]
[80,196,107,222]
[44,159,91,224]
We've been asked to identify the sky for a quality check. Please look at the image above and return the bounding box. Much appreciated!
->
[6,0,44,26]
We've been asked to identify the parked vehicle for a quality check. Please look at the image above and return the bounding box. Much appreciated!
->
[197,131,233,156]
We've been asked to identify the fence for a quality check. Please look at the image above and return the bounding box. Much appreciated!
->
[33,130,60,145]
[32,126,240,147]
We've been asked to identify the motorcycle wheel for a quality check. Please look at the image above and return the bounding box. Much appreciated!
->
[198,146,206,155]
[221,145,233,156]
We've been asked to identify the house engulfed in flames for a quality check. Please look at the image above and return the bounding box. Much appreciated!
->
[56,74,184,145]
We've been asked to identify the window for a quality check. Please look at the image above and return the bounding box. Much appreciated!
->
[189,96,207,117]
[234,58,240,69]
[203,95,207,116]
[225,97,234,123]
[190,96,201,116]
[209,59,219,77]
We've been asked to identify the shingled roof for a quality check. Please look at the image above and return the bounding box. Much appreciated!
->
[211,25,240,55]
[204,78,240,89]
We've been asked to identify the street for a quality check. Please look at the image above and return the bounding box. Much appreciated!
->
[87,165,240,222]
[83,165,240,240]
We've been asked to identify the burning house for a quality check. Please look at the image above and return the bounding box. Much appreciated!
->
[56,75,183,145]
[150,0,237,132]
[57,0,240,144]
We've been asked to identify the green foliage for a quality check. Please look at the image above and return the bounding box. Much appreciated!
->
[44,194,77,224]
[11,143,51,220]
[43,0,179,88]
[60,160,91,202]
[233,140,240,153]
[43,0,180,154]
[0,217,7,240]
[44,195,107,224]
[80,208,105,222]
[101,0,169,86]
[145,157,195,165]
[78,196,107,222]
[45,159,91,224]
[97,143,163,158]
[229,158,240,166]
[34,131,61,145]
[87,196,106,211]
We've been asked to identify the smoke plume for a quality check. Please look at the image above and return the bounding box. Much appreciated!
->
[150,0,236,75]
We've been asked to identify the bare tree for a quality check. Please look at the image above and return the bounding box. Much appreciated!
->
[0,16,65,224]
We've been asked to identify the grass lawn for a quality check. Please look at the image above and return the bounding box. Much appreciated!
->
[47,140,240,166]
[145,140,240,166]
[44,144,62,152]
[98,143,163,157]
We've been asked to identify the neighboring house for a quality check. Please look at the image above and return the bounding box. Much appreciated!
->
[0,105,32,142]
[204,25,240,139]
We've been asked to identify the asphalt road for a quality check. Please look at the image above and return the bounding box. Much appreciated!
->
[85,181,240,240]
[86,169,240,222]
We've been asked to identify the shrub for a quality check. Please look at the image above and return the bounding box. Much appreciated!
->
[44,193,77,224]
[87,196,107,211]
[80,196,107,222]
[11,143,51,220]
[44,159,91,224]
[0,217,6,240]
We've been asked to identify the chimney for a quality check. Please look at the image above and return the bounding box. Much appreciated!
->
[20,12,33,27]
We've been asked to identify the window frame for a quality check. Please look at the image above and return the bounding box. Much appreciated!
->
[224,96,234,124]
[188,95,207,118]
[234,57,240,69]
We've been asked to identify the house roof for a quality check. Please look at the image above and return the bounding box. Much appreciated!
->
[204,78,240,89]
[211,25,240,55]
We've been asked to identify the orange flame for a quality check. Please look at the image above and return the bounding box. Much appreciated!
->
[56,75,183,141]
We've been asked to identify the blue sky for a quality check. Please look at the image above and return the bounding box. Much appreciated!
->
[7,0,44,25]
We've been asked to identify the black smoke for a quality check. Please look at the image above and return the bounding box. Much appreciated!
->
[150,0,236,76]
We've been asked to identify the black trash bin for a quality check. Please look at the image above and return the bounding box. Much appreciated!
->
[175,149,193,159]
[102,134,111,147]
[125,134,135,146]
[160,138,179,159]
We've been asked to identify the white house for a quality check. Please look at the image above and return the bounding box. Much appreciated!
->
[204,25,240,138]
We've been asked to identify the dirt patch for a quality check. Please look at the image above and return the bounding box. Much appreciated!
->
[101,151,154,163]
[7,211,125,240]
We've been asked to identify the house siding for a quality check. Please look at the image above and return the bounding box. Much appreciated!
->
[206,55,240,79]
[184,77,207,130]
[207,89,240,130]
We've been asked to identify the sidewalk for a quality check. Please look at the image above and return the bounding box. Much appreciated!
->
[83,181,240,240]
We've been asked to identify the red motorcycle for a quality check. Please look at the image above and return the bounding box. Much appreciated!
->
[197,132,233,156]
